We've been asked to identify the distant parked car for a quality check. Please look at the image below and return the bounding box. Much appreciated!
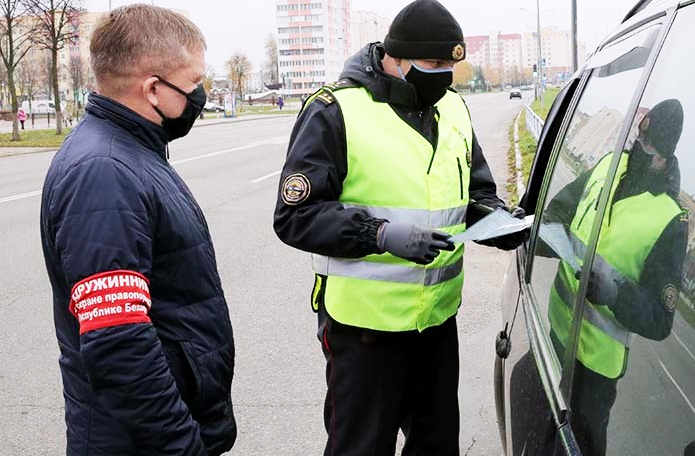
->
[203,101,224,113]
[509,88,522,99]
[30,100,56,114]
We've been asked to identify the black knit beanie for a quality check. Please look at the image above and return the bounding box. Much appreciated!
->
[384,0,466,61]
[639,99,684,156]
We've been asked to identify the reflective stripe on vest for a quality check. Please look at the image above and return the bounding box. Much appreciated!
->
[313,255,463,285]
[314,88,473,332]
[341,204,468,229]
[549,152,682,378]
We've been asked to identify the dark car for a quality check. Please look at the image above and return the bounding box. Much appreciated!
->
[509,88,522,99]
[494,1,695,455]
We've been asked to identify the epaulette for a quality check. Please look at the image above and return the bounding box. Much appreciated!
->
[679,207,689,223]
[304,79,360,110]
[313,89,336,106]
[324,78,360,92]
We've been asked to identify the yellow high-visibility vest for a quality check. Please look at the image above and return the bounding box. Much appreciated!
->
[311,86,473,332]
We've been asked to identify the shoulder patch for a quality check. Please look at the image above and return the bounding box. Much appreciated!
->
[281,173,311,206]
[661,283,678,312]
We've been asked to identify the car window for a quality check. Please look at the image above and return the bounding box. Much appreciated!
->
[571,6,695,455]
[526,23,660,378]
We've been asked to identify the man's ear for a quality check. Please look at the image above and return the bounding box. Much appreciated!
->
[143,76,160,107]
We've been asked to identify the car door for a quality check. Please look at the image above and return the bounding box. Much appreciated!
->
[568,4,695,455]
[504,13,670,456]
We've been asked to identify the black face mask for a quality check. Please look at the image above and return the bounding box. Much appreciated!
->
[398,60,453,107]
[153,75,206,142]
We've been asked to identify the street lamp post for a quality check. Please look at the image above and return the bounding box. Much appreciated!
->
[536,0,543,103]
[520,4,545,102]
[571,0,578,72]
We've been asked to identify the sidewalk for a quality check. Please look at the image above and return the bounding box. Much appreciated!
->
[0,112,293,158]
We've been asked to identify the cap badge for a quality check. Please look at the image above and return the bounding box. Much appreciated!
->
[452,43,465,61]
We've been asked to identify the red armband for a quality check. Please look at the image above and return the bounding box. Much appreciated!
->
[69,270,152,335]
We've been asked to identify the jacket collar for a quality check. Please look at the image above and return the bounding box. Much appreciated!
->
[340,43,420,109]
[85,93,168,159]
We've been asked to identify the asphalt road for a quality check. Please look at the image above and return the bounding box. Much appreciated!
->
[0,91,525,455]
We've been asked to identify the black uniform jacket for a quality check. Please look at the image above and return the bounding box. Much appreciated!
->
[273,43,506,258]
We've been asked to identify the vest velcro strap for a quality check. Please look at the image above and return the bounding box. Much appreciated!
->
[344,204,467,229]
[313,255,463,286]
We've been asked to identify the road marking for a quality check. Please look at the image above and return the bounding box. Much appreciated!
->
[672,331,695,363]
[0,190,41,204]
[658,359,695,416]
[171,136,287,165]
[0,137,288,205]
[251,170,281,183]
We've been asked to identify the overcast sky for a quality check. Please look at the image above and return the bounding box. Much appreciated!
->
[83,0,639,74]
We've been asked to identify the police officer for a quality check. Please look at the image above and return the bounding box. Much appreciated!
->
[543,99,688,456]
[273,1,526,454]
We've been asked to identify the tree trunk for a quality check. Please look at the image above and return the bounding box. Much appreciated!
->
[52,47,62,135]
[8,67,19,141]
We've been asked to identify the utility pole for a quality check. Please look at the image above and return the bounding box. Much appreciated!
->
[536,0,543,103]
[571,0,578,72]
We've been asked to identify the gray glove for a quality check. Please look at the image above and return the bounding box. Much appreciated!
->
[481,206,529,251]
[377,222,455,265]
[576,268,619,308]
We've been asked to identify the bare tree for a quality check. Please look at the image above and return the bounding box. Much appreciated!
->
[15,48,44,107]
[0,0,35,140]
[225,52,251,99]
[66,51,83,120]
[202,64,215,94]
[23,0,81,134]
[264,33,278,84]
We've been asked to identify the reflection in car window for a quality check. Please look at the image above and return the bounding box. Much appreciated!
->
[572,6,695,456]
[528,23,659,372]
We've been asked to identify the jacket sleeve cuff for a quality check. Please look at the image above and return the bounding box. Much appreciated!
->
[359,217,388,255]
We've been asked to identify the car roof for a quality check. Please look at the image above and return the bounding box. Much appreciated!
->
[620,0,688,22]
[599,0,682,47]
[577,0,684,73]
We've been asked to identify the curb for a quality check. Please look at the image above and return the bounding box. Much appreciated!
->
[0,113,295,159]
[513,109,526,201]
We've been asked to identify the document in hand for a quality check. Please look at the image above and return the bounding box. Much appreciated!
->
[450,208,534,243]
[537,223,582,273]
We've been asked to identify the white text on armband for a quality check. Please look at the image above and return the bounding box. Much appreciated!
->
[69,270,152,335]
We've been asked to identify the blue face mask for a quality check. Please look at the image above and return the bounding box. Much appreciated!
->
[397,60,453,107]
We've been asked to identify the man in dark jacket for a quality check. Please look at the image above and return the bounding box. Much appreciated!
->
[39,5,236,455]
[274,0,525,454]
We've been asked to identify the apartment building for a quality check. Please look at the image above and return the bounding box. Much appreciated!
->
[349,10,390,56]
[276,0,351,98]
[463,27,587,86]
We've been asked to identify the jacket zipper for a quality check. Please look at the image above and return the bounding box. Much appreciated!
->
[457,157,464,199]
[576,186,603,229]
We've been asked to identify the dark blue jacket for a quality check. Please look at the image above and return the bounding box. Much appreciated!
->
[40,94,236,455]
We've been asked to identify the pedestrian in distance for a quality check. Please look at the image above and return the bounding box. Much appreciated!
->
[277,95,284,110]
[17,107,26,130]
[273,0,527,454]
[39,5,236,456]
